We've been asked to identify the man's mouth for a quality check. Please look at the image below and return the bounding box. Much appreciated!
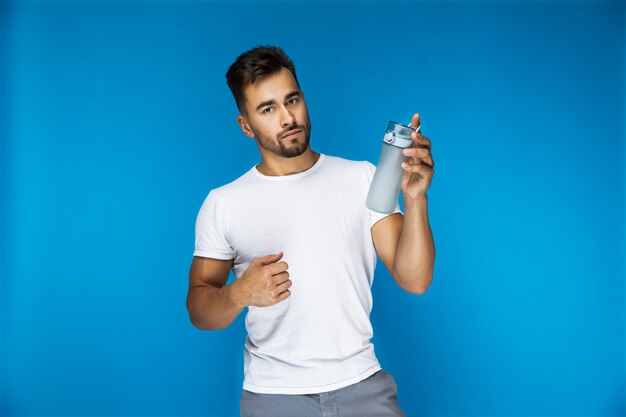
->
[282,129,302,139]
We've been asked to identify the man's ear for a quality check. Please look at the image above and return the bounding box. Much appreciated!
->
[237,115,254,138]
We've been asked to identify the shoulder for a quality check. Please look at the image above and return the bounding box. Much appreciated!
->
[209,168,257,197]
[322,153,375,175]
[318,154,376,195]
[198,168,257,213]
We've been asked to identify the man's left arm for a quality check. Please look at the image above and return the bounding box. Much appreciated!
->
[371,113,435,294]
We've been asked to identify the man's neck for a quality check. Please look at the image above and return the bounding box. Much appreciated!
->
[256,150,320,177]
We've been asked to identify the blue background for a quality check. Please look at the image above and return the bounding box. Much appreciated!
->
[1,0,624,416]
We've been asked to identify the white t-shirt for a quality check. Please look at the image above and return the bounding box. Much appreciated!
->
[194,153,402,394]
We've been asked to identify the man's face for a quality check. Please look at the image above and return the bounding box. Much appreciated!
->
[240,67,311,158]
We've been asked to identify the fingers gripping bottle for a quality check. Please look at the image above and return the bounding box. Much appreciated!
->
[366,120,421,214]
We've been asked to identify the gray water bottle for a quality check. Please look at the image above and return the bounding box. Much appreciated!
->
[366,120,420,213]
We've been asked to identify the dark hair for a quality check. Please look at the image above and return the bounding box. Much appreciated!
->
[226,45,300,115]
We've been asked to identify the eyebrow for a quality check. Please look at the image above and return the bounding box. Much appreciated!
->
[255,91,302,112]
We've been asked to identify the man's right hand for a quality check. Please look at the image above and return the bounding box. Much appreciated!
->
[230,252,292,308]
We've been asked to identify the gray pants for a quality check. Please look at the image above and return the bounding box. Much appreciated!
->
[240,370,406,417]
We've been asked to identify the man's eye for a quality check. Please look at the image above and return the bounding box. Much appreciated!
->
[263,107,274,114]
[287,98,299,105]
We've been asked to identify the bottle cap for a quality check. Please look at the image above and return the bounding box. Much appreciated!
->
[383,121,419,148]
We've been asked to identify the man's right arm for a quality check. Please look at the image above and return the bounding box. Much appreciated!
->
[186,252,291,330]
[186,256,242,330]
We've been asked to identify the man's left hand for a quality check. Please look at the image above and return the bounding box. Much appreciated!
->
[401,113,435,205]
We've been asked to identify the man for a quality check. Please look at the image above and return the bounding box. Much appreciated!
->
[186,45,435,417]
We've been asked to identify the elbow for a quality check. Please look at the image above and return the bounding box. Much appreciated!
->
[186,301,206,330]
[186,292,234,331]
[189,316,209,330]
[187,305,226,331]
[187,311,209,330]
[188,315,227,331]
[396,273,433,295]
[403,284,429,295]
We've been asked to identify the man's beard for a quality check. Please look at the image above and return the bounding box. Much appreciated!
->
[250,118,312,158]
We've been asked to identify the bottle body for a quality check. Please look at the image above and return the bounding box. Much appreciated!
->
[366,121,416,214]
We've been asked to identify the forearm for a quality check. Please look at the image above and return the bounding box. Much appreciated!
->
[187,283,244,330]
[392,196,436,294]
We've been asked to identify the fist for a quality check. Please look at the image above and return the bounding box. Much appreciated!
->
[231,252,292,308]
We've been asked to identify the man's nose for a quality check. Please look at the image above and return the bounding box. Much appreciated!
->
[280,107,296,127]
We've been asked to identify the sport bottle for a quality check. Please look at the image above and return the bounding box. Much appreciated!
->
[366,120,420,213]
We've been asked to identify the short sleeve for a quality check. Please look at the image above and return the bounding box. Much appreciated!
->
[364,161,403,228]
[193,190,234,260]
